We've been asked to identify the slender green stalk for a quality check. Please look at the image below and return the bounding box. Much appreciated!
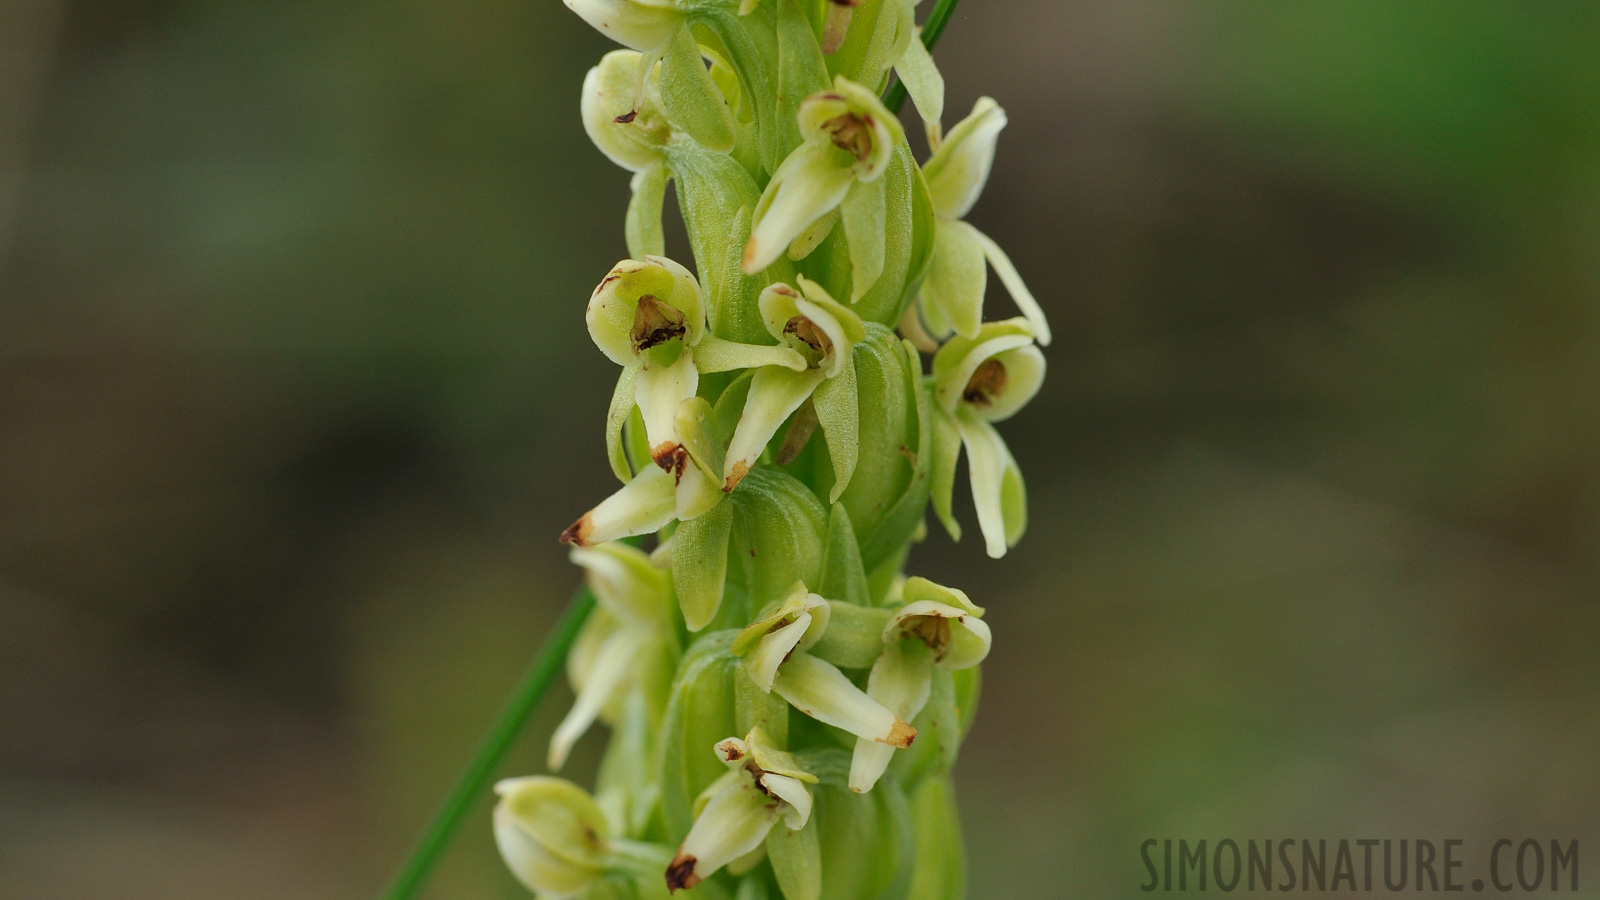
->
[883,0,962,113]
[379,585,598,900]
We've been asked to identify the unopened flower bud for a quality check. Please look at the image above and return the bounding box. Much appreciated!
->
[493,776,610,898]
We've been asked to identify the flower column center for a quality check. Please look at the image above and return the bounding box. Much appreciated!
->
[962,359,1009,407]
[824,113,875,163]
[631,294,687,353]
[783,315,833,367]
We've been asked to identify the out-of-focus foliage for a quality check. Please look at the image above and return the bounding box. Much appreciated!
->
[2,2,1596,898]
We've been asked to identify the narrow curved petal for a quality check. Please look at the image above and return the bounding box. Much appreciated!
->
[970,226,1052,345]
[923,97,1006,221]
[549,628,649,770]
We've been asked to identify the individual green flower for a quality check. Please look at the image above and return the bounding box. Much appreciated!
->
[584,257,805,513]
[566,0,737,154]
[849,577,990,793]
[929,318,1046,558]
[732,583,916,749]
[912,97,1052,345]
[493,776,611,898]
[549,541,675,770]
[666,726,817,892]
[722,278,865,494]
[742,76,905,304]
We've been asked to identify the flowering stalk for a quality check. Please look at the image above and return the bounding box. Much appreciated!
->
[480,0,1049,896]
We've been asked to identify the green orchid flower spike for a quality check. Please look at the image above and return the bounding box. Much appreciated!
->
[471,3,1057,898]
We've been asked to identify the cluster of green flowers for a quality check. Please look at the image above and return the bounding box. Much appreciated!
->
[494,1,1048,897]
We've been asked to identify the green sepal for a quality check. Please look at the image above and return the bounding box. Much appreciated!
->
[817,503,869,606]
[810,357,858,502]
[797,750,912,900]
[624,403,653,477]
[824,0,904,92]
[673,497,734,631]
[627,164,670,259]
[921,218,987,340]
[658,630,741,838]
[840,175,888,303]
[608,367,641,483]
[766,813,821,900]
[691,6,784,175]
[839,144,937,329]
[774,0,831,163]
[659,23,738,154]
[735,663,790,746]
[668,145,788,345]
[727,467,828,611]
[904,777,967,900]
[841,329,934,571]
[807,601,891,671]
[952,665,980,736]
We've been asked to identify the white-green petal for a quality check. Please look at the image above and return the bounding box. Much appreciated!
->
[771,652,915,747]
[922,218,988,340]
[888,600,992,670]
[761,771,814,830]
[849,639,936,793]
[743,145,854,274]
[670,498,732,631]
[743,609,814,692]
[952,409,1026,559]
[670,776,781,891]
[723,366,826,490]
[549,627,650,770]
[923,96,1006,221]
[568,541,668,626]
[840,177,888,303]
[634,348,699,464]
[786,208,838,262]
[928,401,962,541]
[625,164,668,259]
[693,335,808,373]
[493,777,609,897]
[565,0,683,53]
[674,456,724,520]
[970,225,1052,345]
[561,464,678,546]
[581,51,667,173]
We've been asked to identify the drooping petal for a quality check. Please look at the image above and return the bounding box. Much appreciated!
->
[635,348,699,467]
[952,409,1026,559]
[970,225,1052,345]
[922,96,1006,221]
[771,652,915,747]
[549,628,651,770]
[605,367,639,483]
[625,164,669,258]
[849,638,936,792]
[561,464,678,546]
[723,366,826,490]
[667,776,782,891]
[743,145,855,274]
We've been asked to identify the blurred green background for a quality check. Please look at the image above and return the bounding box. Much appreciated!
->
[3,2,1597,897]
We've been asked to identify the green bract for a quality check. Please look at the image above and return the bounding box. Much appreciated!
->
[505,3,1053,897]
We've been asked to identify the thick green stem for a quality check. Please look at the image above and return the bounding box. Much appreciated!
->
[378,585,598,900]
[882,0,962,113]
